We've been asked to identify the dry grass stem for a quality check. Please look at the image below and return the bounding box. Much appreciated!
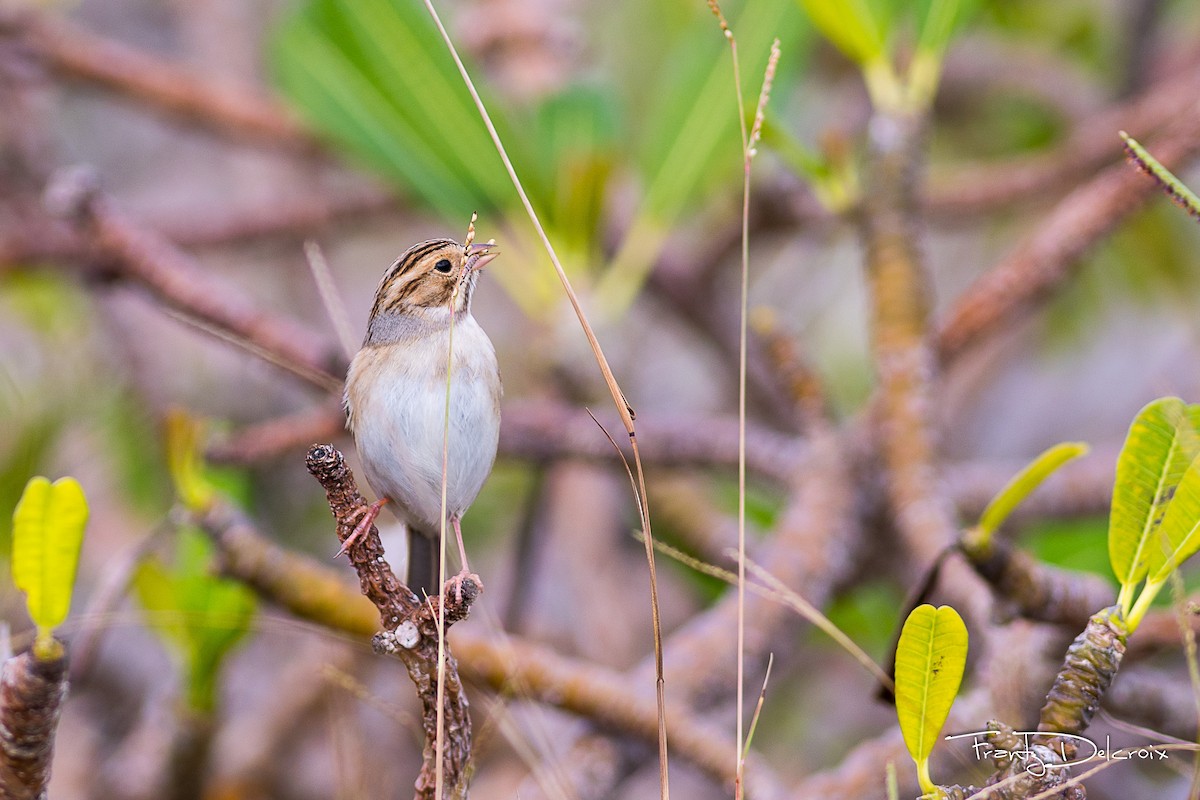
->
[416,2,667,795]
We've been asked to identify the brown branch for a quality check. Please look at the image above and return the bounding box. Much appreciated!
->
[195,486,782,794]
[530,426,857,800]
[206,402,346,464]
[0,649,67,800]
[936,106,1200,365]
[858,110,960,568]
[207,400,808,484]
[303,443,478,800]
[962,540,1115,628]
[500,403,804,482]
[44,168,344,392]
[155,184,399,250]
[14,13,318,152]
[645,225,807,428]
[924,61,1200,220]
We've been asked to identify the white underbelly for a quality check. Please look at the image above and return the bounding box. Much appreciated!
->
[347,321,500,533]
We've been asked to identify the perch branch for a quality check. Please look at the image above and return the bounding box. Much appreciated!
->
[195,492,777,791]
[304,443,477,800]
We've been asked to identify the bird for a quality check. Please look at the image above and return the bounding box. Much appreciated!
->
[343,234,501,597]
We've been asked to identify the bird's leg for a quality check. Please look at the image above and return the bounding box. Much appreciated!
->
[336,497,389,558]
[448,514,480,602]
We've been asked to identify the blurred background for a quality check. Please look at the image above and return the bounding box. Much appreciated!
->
[3,0,1200,797]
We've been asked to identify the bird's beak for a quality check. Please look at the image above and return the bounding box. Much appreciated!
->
[465,240,499,272]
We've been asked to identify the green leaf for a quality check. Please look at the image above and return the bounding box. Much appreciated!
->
[1108,397,1198,594]
[165,409,216,513]
[907,0,978,106]
[976,442,1089,544]
[895,604,968,793]
[796,0,886,64]
[598,0,807,309]
[270,0,520,219]
[914,0,977,58]
[1146,449,1200,583]
[134,528,257,712]
[11,476,89,639]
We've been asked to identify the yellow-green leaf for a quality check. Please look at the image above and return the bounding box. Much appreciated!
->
[11,476,89,634]
[976,441,1089,545]
[133,528,257,712]
[797,0,886,65]
[1108,398,1199,593]
[1146,450,1200,583]
[165,409,215,512]
[895,604,968,791]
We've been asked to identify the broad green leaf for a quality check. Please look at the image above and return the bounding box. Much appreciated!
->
[976,442,1089,544]
[134,528,256,713]
[797,0,886,64]
[1147,450,1200,583]
[271,0,520,219]
[894,604,968,789]
[11,476,88,636]
[1108,397,1198,590]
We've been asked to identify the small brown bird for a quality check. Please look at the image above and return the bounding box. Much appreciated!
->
[343,236,501,596]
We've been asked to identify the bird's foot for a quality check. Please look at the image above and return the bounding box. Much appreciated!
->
[448,569,483,605]
[336,497,389,558]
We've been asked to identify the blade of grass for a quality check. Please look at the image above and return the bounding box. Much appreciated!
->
[415,3,667,794]
[303,241,357,362]
[741,653,774,763]
[705,2,750,792]
[647,537,894,689]
[708,3,781,793]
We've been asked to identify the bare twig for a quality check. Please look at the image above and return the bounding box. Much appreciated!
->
[859,109,959,568]
[924,60,1200,220]
[43,168,343,392]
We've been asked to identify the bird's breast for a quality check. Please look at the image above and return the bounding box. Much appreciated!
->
[345,317,501,531]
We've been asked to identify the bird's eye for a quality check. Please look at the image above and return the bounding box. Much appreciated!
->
[434,258,453,274]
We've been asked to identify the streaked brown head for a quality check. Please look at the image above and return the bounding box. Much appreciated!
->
[370,238,499,318]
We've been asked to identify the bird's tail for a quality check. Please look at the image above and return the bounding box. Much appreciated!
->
[407,531,440,598]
